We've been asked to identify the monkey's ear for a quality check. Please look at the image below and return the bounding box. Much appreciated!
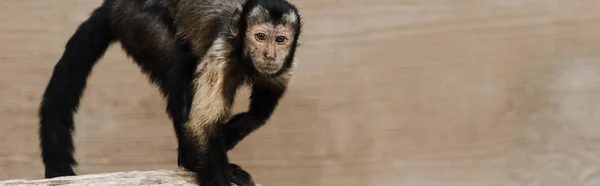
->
[229,8,242,36]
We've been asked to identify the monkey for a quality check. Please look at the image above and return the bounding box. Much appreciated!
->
[37,0,302,185]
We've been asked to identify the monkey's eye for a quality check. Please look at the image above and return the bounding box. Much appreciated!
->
[255,33,267,41]
[275,36,287,44]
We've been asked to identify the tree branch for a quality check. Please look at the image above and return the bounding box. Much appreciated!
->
[0,169,257,186]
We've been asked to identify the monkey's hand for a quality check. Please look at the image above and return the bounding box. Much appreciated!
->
[222,114,262,186]
[230,163,256,186]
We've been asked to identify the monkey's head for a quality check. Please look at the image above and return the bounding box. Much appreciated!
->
[231,0,302,76]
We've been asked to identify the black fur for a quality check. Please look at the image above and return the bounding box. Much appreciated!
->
[39,4,114,178]
[38,0,301,185]
[222,82,286,151]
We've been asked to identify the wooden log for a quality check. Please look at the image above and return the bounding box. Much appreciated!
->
[0,169,258,186]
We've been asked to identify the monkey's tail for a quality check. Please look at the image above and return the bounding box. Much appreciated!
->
[38,5,114,178]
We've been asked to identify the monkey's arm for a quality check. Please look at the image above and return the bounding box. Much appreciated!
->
[180,57,245,186]
[222,77,288,151]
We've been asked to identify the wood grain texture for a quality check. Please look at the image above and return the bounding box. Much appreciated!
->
[0,169,260,186]
[0,170,198,186]
[1,0,600,186]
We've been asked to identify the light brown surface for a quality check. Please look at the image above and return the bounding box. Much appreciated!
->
[0,170,199,186]
[2,0,600,186]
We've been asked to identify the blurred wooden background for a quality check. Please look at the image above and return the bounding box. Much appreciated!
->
[1,0,600,185]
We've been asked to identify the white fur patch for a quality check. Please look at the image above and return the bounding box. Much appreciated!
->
[282,11,298,24]
[249,5,269,20]
[186,38,233,146]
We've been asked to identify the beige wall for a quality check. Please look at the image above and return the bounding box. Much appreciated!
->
[2,0,600,185]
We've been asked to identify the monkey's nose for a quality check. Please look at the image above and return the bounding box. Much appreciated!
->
[264,52,276,60]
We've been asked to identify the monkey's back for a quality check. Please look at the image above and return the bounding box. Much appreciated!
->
[169,0,242,56]
[103,0,241,58]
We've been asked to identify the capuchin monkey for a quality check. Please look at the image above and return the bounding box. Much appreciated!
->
[38,0,302,185]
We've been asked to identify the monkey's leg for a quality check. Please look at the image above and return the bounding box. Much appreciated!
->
[222,81,287,151]
[164,41,198,171]
[166,68,196,171]
[182,126,231,186]
[111,5,191,166]
[183,63,245,186]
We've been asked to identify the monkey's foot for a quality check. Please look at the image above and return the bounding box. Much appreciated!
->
[230,163,256,186]
[44,164,76,178]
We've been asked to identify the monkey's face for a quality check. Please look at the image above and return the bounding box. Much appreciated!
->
[244,23,295,75]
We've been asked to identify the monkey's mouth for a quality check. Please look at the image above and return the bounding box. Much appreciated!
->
[254,63,282,75]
